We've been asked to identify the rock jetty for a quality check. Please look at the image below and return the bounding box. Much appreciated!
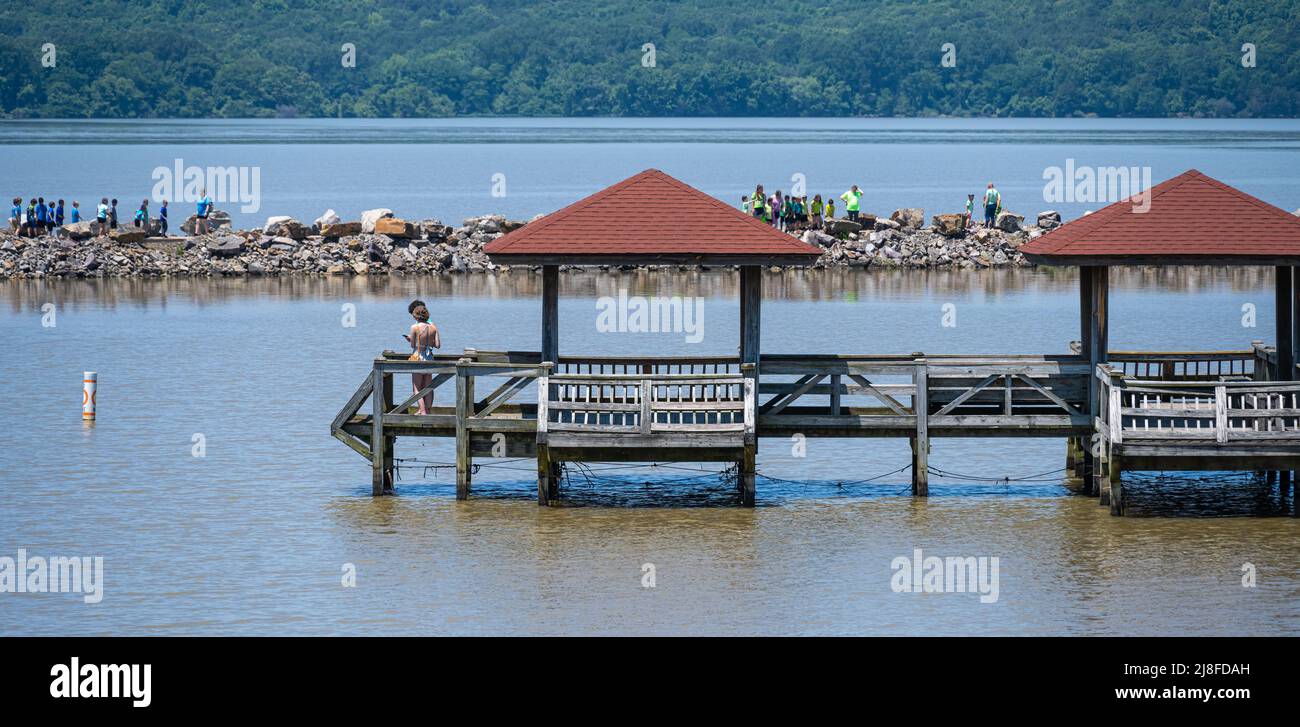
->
[0,206,1058,280]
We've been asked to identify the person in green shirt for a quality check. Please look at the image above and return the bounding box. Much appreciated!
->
[810,194,824,227]
[750,185,767,221]
[840,185,864,223]
[983,183,1001,228]
[964,194,975,229]
[825,197,835,221]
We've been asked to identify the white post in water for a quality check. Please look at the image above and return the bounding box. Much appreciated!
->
[82,371,97,420]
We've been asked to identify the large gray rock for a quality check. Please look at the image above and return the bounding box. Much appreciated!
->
[61,221,96,240]
[823,218,863,235]
[265,217,308,239]
[801,229,835,247]
[109,226,148,244]
[205,235,244,257]
[996,211,1025,233]
[321,221,362,238]
[1037,210,1062,229]
[315,209,341,228]
[264,215,293,231]
[361,208,394,233]
[890,208,925,229]
[931,213,966,238]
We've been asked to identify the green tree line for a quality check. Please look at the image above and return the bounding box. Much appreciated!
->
[1,0,1296,118]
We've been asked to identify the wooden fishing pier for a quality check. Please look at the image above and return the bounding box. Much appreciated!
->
[331,169,1300,514]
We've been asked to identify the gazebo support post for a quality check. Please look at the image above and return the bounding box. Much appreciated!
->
[455,359,473,499]
[538,265,560,505]
[912,357,929,496]
[1081,266,1109,500]
[1077,266,1094,493]
[1085,266,1111,505]
[1274,266,1295,494]
[739,266,761,507]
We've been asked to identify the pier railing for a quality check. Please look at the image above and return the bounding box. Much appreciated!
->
[543,370,752,434]
[1096,363,1300,443]
[1106,342,1272,381]
[757,354,1091,432]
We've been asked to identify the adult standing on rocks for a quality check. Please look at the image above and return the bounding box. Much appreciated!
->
[840,185,864,223]
[404,300,442,416]
[983,183,1001,228]
[195,189,213,235]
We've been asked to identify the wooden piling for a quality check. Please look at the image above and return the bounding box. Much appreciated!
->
[536,443,552,506]
[912,357,929,496]
[382,371,394,493]
[536,367,552,506]
[1094,445,1109,506]
[740,440,756,507]
[455,358,473,500]
[370,365,390,496]
[1108,450,1123,516]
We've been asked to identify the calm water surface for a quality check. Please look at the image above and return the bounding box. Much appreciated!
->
[2,117,1300,230]
[2,268,1297,635]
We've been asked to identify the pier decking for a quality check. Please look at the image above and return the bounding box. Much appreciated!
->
[331,169,1300,514]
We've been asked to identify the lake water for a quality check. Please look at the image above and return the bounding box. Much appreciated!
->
[2,118,1300,230]
[2,119,1299,635]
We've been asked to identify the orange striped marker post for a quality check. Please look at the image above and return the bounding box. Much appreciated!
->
[82,371,97,420]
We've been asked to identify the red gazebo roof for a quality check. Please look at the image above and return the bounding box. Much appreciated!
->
[483,169,824,265]
[1021,169,1300,265]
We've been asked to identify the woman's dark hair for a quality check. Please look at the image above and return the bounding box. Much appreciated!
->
[408,299,429,322]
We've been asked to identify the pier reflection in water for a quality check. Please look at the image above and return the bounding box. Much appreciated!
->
[2,267,1297,635]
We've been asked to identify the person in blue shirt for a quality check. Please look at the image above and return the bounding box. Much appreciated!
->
[134,199,149,229]
[35,197,48,233]
[195,190,213,235]
[9,197,20,233]
[48,198,65,239]
[158,200,169,235]
[96,197,110,235]
[70,201,81,224]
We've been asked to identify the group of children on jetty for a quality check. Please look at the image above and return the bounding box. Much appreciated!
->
[8,191,219,239]
[741,182,1006,231]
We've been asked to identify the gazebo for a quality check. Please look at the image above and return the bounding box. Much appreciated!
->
[484,169,823,504]
[1022,169,1300,513]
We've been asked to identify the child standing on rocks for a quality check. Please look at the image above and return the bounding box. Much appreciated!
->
[70,201,81,224]
[8,198,20,233]
[159,200,168,235]
[96,198,110,235]
[134,199,149,229]
[109,199,119,230]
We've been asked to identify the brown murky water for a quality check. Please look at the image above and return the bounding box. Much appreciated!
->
[2,268,1297,635]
